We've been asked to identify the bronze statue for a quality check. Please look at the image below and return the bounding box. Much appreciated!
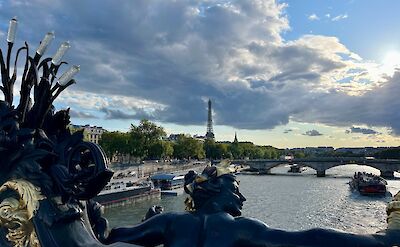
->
[106,166,400,247]
[0,18,139,247]
[0,18,399,247]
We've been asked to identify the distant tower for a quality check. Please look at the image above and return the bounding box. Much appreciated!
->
[206,99,215,139]
[233,132,238,143]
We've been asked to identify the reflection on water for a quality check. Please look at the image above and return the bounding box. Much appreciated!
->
[104,164,400,234]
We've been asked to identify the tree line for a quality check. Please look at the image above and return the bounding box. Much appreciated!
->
[98,119,282,163]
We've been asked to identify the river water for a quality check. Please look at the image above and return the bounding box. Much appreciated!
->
[104,164,400,234]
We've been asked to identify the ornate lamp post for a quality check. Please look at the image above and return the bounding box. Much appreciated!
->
[1,18,79,129]
[0,18,120,247]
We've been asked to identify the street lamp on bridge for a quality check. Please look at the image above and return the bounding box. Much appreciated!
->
[1,17,79,128]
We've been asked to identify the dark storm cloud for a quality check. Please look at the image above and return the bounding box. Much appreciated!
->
[100,108,137,120]
[303,130,323,136]
[345,127,379,135]
[69,110,98,119]
[2,0,399,134]
[295,71,400,135]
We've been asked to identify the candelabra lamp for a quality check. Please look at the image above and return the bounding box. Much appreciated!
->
[0,18,137,247]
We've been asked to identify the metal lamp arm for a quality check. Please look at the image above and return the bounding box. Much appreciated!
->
[50,61,68,84]
[38,79,75,128]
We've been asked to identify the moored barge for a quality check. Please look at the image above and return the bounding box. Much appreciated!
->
[94,170,160,206]
[349,172,387,196]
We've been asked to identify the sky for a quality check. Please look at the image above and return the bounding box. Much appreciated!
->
[1,0,400,148]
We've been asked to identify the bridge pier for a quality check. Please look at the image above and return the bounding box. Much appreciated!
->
[316,170,326,177]
[380,170,394,179]
[259,169,271,175]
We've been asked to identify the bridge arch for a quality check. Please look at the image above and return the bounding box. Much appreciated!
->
[265,163,296,173]
[242,158,400,178]
[297,162,395,178]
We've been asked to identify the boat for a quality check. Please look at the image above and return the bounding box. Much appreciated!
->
[150,173,185,195]
[288,165,305,173]
[349,172,387,196]
[94,170,159,206]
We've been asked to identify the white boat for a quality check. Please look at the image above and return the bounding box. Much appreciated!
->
[94,170,156,205]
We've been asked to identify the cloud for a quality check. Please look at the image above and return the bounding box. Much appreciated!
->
[345,126,379,135]
[303,130,323,136]
[295,70,400,135]
[69,110,98,119]
[100,107,137,120]
[0,0,398,136]
[332,14,348,21]
[308,14,319,21]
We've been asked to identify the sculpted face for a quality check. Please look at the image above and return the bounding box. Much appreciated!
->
[219,177,246,217]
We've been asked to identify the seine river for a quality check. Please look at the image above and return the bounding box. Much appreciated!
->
[104,165,400,234]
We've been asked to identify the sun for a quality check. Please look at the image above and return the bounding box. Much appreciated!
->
[381,51,400,75]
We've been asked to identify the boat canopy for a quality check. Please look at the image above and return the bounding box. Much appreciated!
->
[151,173,183,181]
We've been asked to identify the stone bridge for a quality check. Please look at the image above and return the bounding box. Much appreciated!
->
[232,157,400,178]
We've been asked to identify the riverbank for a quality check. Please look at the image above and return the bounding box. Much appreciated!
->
[110,160,209,179]
[104,165,400,233]
[99,161,208,208]
[102,189,161,209]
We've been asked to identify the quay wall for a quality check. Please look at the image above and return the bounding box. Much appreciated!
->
[102,189,161,209]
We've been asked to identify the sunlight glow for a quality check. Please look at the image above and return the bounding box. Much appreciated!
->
[381,51,400,75]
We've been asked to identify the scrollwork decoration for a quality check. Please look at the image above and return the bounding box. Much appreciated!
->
[0,179,45,247]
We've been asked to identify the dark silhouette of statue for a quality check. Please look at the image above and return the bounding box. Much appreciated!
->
[0,19,140,247]
[106,166,400,247]
[0,18,399,247]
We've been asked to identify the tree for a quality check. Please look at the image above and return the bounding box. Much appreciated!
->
[374,148,400,159]
[173,135,205,159]
[148,141,175,160]
[99,131,130,158]
[229,141,243,159]
[294,151,306,159]
[148,142,164,159]
[215,143,231,159]
[129,119,166,159]
[204,139,216,159]
[239,142,255,159]
[203,140,230,159]
[162,141,174,159]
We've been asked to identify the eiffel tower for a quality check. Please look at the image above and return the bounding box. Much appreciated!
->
[206,99,215,140]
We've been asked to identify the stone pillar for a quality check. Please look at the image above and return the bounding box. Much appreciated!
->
[380,170,394,179]
[316,170,325,177]
[259,169,271,175]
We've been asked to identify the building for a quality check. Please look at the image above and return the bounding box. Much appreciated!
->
[205,99,215,140]
[233,132,238,143]
[193,134,206,142]
[69,124,106,144]
[164,134,182,142]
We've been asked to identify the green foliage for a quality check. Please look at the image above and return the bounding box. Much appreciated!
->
[294,151,306,158]
[129,119,166,159]
[228,141,243,159]
[99,119,283,162]
[99,131,130,158]
[162,141,174,158]
[204,139,231,159]
[148,142,164,159]
[173,135,205,159]
[374,148,400,159]
[69,126,90,142]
